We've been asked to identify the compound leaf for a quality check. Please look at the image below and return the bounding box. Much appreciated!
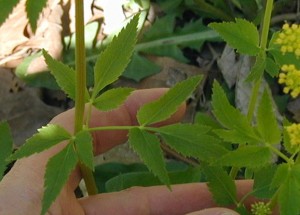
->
[41,143,78,215]
[209,18,260,55]
[43,50,89,101]
[9,124,71,161]
[157,124,228,162]
[257,90,281,144]
[93,88,134,111]
[202,165,237,205]
[26,0,47,32]
[75,130,94,171]
[129,128,169,186]
[215,146,272,168]
[137,75,202,126]
[0,121,13,180]
[92,15,138,97]
[0,0,20,26]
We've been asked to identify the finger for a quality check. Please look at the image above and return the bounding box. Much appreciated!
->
[79,180,254,215]
[185,208,239,215]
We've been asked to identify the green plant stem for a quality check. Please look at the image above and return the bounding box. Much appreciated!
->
[88,125,137,132]
[230,0,274,179]
[74,0,98,195]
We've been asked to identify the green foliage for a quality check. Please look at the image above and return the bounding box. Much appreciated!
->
[128,128,169,186]
[252,165,277,199]
[124,15,219,81]
[106,167,201,192]
[75,130,94,171]
[278,165,300,215]
[209,18,260,55]
[93,88,134,111]
[137,75,202,126]
[92,15,138,99]
[256,90,281,144]
[0,121,13,181]
[211,81,260,144]
[0,0,20,26]
[41,143,78,215]
[245,51,266,82]
[43,50,89,101]
[215,146,272,168]
[9,124,71,161]
[202,165,237,205]
[25,0,47,32]
[158,124,228,162]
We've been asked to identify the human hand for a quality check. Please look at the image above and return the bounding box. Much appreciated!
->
[0,89,251,215]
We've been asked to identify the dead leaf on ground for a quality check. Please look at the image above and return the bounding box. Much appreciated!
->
[0,68,62,146]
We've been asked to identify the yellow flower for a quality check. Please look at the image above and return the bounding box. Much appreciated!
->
[275,23,300,57]
[286,123,300,146]
[278,64,300,98]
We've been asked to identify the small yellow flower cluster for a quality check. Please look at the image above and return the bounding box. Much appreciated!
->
[251,202,271,215]
[278,64,300,98]
[286,123,300,146]
[275,23,300,57]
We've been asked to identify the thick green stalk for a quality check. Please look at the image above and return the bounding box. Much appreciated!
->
[247,0,273,122]
[230,0,274,179]
[74,0,98,195]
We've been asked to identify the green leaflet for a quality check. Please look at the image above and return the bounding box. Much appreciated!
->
[9,124,71,161]
[215,146,272,168]
[265,56,280,77]
[156,124,228,162]
[93,88,134,111]
[202,165,237,206]
[209,18,260,55]
[271,163,289,189]
[92,15,138,99]
[252,165,277,199]
[0,0,20,26]
[213,129,258,144]
[43,50,90,101]
[41,143,78,215]
[245,50,266,82]
[128,128,169,186]
[105,167,201,192]
[75,130,94,171]
[211,81,260,143]
[278,165,300,215]
[0,121,13,181]
[25,0,47,32]
[256,90,281,144]
[137,75,202,126]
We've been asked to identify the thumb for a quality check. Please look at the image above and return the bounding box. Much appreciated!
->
[185,207,239,215]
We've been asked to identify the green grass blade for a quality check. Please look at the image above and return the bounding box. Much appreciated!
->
[137,75,202,126]
[0,121,13,180]
[9,124,71,161]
